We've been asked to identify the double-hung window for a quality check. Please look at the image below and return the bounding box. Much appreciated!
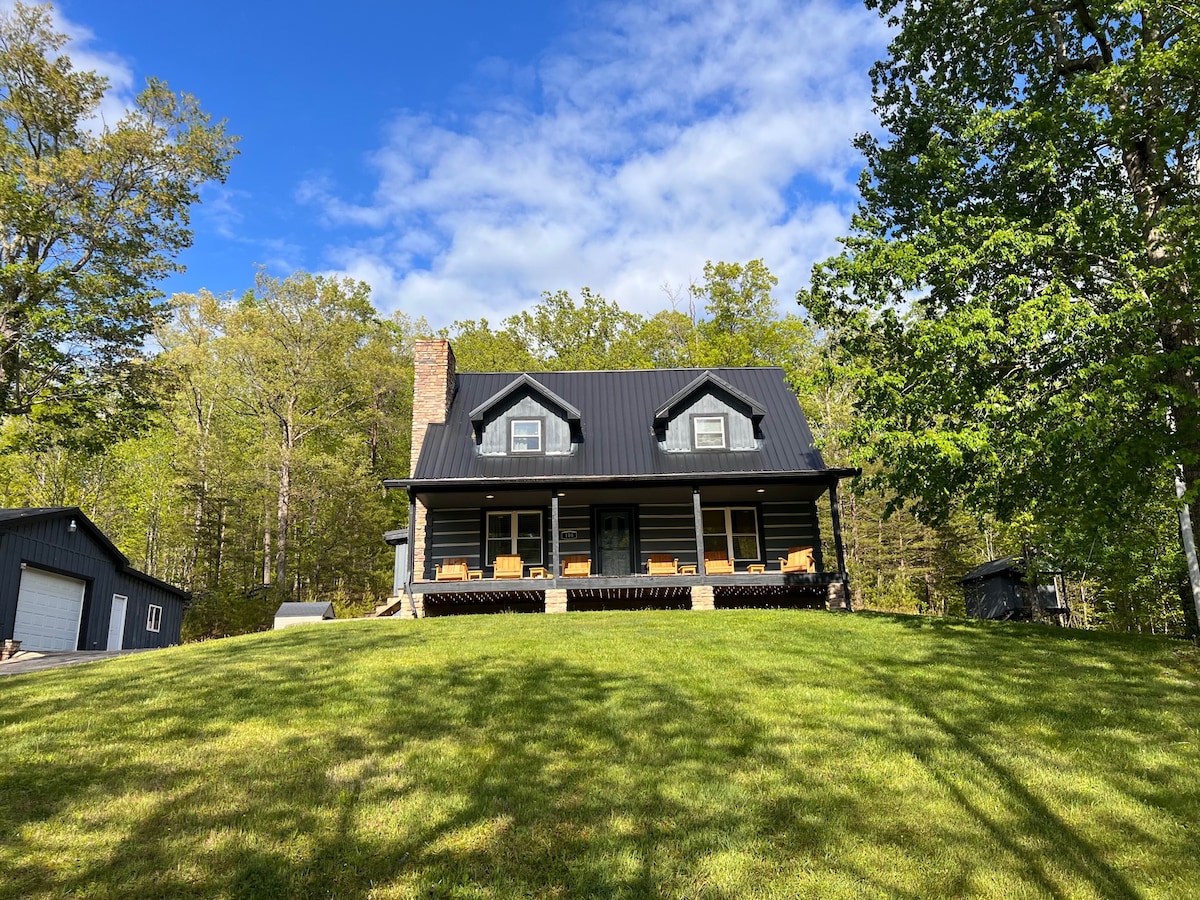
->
[692,416,726,450]
[510,419,542,452]
[486,510,543,565]
[701,507,760,561]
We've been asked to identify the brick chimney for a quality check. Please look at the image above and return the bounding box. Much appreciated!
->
[410,339,457,478]
[410,339,456,583]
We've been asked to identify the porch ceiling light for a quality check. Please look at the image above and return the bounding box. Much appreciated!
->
[485,494,495,499]
[756,488,765,493]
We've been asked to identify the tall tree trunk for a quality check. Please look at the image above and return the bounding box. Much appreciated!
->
[276,446,291,600]
[1176,465,1200,635]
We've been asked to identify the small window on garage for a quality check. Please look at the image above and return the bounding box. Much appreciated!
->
[147,604,162,633]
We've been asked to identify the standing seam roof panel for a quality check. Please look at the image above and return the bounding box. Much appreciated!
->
[410,368,828,482]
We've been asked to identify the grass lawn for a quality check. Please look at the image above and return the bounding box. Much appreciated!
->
[2,610,1199,899]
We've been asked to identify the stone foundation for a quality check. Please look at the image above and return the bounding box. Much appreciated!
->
[401,594,425,619]
[1,639,22,661]
[690,585,715,611]
[827,582,851,611]
[545,589,568,613]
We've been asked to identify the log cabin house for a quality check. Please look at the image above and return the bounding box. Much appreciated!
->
[382,340,856,617]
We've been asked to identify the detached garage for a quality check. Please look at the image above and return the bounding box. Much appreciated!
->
[0,508,189,652]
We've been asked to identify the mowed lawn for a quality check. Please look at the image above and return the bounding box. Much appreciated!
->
[2,611,1198,899]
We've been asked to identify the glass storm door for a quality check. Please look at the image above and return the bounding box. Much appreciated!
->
[597,508,634,576]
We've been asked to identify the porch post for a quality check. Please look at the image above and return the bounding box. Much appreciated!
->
[828,479,852,611]
[407,493,420,618]
[692,487,707,575]
[551,490,561,580]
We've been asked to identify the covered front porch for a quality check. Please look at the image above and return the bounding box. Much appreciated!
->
[390,473,854,618]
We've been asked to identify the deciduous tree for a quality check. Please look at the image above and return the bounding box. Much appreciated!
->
[802,0,1200,630]
[0,2,236,445]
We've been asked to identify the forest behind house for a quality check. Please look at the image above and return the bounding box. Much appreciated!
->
[1,261,1192,639]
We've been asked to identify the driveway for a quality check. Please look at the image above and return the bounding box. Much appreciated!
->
[0,649,150,676]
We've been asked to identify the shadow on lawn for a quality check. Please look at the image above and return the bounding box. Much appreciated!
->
[1,615,1198,898]
[848,617,1199,898]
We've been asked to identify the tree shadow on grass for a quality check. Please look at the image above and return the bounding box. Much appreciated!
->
[2,615,1199,898]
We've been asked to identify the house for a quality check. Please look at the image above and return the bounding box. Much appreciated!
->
[383,339,857,617]
[0,508,188,652]
[959,557,1070,623]
[273,601,337,629]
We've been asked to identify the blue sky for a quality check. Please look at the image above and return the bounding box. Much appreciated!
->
[45,0,887,328]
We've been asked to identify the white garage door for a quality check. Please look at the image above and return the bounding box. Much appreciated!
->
[13,568,86,651]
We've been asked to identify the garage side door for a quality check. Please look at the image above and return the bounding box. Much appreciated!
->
[13,568,87,651]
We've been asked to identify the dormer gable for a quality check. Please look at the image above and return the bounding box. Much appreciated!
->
[654,371,766,452]
[469,373,581,456]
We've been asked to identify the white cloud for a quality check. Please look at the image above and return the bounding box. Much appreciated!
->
[305,0,888,328]
[0,1,138,128]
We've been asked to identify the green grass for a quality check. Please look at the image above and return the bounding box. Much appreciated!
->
[2,611,1199,899]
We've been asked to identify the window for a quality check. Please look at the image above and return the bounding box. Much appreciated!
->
[146,604,162,633]
[702,507,760,560]
[486,510,543,565]
[510,419,542,452]
[692,416,726,450]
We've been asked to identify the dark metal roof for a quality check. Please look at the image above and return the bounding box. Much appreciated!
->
[654,371,765,425]
[960,556,1063,585]
[403,367,843,487]
[0,507,190,600]
[469,373,582,425]
[959,557,1022,584]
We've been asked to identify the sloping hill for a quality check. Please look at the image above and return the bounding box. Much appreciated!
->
[2,611,1198,898]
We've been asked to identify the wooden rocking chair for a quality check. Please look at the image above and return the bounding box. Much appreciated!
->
[645,554,679,576]
[435,558,469,581]
[493,554,525,579]
[703,551,735,575]
[561,555,592,577]
[779,546,816,574]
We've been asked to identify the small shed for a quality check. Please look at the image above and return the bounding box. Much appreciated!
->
[959,557,1069,621]
[0,507,189,651]
[273,601,336,629]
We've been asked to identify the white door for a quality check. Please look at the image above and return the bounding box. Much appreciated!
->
[13,568,87,651]
[107,594,127,650]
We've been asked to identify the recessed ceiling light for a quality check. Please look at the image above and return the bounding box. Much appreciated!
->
[485,494,495,499]
[756,488,765,493]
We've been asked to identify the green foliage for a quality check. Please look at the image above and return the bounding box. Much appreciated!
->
[2,613,1198,897]
[802,0,1200,630]
[0,2,237,446]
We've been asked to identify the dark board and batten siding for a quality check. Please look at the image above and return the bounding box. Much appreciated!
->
[480,393,573,456]
[662,393,759,452]
[0,513,185,650]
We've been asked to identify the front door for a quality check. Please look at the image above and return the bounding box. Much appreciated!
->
[595,507,636,576]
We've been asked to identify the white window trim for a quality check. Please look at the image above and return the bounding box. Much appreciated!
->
[485,509,544,565]
[692,415,727,450]
[146,604,162,633]
[702,506,760,561]
[510,418,543,453]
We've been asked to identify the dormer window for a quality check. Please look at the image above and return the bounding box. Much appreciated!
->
[692,415,727,450]
[510,419,542,452]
